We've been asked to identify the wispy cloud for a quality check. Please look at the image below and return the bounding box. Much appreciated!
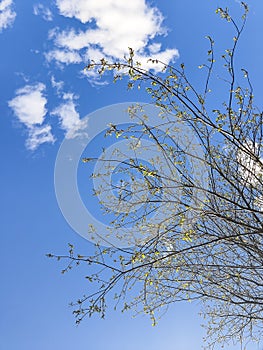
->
[48,0,178,72]
[33,3,53,21]
[50,75,64,94]
[8,83,55,150]
[45,49,82,65]
[0,0,16,32]
[26,125,55,151]
[51,93,88,138]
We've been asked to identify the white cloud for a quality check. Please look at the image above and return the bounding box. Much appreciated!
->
[237,141,263,210]
[9,82,88,149]
[45,49,82,65]
[26,125,55,150]
[135,47,179,73]
[49,0,179,71]
[82,68,109,86]
[8,83,55,150]
[0,0,16,32]
[148,42,162,54]
[8,83,48,126]
[51,75,65,95]
[237,141,262,186]
[33,3,53,21]
[51,93,88,138]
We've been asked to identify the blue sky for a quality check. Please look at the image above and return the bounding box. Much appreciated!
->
[1,1,263,349]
